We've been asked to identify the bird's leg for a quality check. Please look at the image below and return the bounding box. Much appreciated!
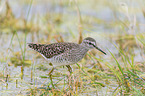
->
[66,65,72,74]
[48,67,54,88]
[66,65,72,93]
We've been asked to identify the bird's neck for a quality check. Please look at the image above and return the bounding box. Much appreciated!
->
[80,43,90,50]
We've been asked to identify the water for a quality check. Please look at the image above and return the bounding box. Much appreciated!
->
[0,0,144,95]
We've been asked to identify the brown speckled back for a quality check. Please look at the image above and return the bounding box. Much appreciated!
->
[28,42,79,59]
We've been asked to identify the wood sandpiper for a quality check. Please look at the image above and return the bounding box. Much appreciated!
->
[28,37,106,87]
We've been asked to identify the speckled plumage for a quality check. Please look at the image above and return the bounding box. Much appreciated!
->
[28,37,106,67]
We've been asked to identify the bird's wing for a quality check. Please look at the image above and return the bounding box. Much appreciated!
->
[28,42,78,58]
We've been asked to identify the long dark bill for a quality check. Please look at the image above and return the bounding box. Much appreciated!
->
[94,46,106,55]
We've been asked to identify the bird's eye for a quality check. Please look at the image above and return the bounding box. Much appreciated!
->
[89,42,92,45]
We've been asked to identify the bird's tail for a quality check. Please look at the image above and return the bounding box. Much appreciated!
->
[27,43,42,52]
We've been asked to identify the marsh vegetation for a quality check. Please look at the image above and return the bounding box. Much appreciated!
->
[0,0,145,95]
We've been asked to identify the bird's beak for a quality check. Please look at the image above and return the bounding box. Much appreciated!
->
[94,45,106,55]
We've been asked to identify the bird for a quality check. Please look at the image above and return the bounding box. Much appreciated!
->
[28,37,106,87]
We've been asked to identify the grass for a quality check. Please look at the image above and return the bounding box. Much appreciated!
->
[0,0,145,95]
[107,48,145,95]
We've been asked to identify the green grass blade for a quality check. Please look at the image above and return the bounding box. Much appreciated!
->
[108,50,124,76]
[23,0,33,61]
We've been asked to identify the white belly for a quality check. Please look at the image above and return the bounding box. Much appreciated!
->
[41,53,74,67]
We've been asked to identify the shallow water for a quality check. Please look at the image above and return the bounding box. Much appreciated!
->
[0,0,145,95]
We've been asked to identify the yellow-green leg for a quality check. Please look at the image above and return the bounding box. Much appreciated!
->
[48,67,54,88]
[66,65,72,94]
[66,65,72,74]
